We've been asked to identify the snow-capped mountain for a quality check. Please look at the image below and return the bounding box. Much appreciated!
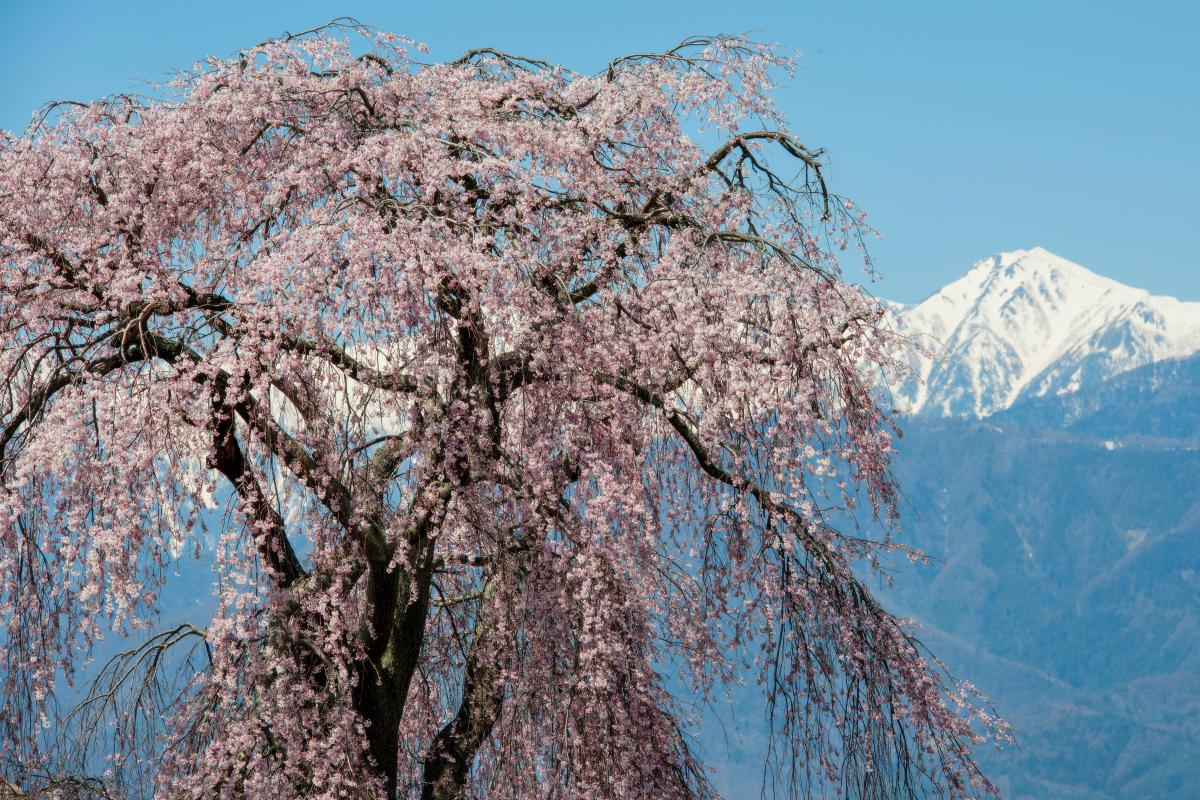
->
[886,247,1200,418]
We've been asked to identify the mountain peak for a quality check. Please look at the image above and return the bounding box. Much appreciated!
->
[887,250,1200,418]
[998,244,1058,262]
[963,247,1126,293]
[994,245,1056,264]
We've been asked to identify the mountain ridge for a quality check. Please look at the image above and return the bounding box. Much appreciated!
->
[886,247,1200,418]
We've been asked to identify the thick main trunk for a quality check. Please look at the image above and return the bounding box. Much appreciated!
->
[356,510,441,796]
[348,467,453,793]
[357,664,405,798]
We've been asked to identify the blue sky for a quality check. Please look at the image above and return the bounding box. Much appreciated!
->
[1,0,1195,302]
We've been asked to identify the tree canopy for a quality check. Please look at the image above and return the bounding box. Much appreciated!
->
[0,20,1006,799]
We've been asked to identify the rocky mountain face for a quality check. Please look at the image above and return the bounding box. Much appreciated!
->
[886,247,1200,418]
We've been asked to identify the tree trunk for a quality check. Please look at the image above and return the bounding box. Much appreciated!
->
[357,537,437,797]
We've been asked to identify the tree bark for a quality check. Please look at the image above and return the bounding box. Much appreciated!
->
[356,479,451,796]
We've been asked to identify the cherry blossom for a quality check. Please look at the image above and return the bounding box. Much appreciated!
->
[0,21,1007,799]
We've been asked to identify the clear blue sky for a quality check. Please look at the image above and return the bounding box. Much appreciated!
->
[2,0,1195,302]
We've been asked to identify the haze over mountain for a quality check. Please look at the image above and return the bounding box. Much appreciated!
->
[885,247,1200,418]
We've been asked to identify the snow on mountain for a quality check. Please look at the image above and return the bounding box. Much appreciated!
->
[885,247,1200,418]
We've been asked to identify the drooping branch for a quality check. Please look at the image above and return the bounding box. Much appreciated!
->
[704,130,831,218]
[594,371,845,579]
[62,623,210,784]
[273,331,421,395]
[419,578,506,800]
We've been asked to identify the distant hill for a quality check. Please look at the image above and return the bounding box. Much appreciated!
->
[869,338,1200,798]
